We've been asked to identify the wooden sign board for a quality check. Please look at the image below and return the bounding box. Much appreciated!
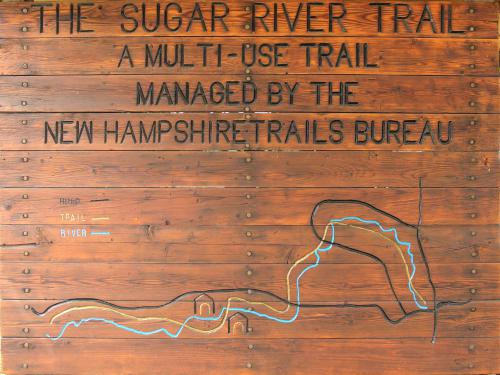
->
[0,1,498,374]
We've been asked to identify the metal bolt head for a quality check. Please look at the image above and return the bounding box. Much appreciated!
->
[468,63,476,69]
[470,213,477,219]
[22,157,29,162]
[247,289,252,295]
[247,250,253,257]
[24,288,31,293]
[23,268,30,274]
[23,213,29,218]
[21,101,28,106]
[21,26,28,32]
[468,344,475,351]
[245,143,250,148]
[470,306,477,312]
[469,101,476,107]
[246,362,252,368]
[22,63,28,69]
[468,176,476,181]
[246,269,253,276]
[246,212,252,218]
[23,342,29,348]
[248,344,254,350]
[468,8,475,13]
[22,44,29,50]
[469,82,477,88]
[22,176,29,181]
[248,327,253,332]
[22,231,28,236]
[22,120,28,125]
[471,269,477,275]
[470,288,477,294]
[468,26,475,31]
[245,157,252,163]
[21,139,28,144]
[22,81,29,88]
[245,68,251,74]
[246,76,251,81]
[21,8,29,14]
[245,6,251,12]
[469,45,476,51]
[471,250,479,258]
[470,230,477,236]
[469,119,477,126]
[246,231,252,237]
[244,106,250,112]
[468,139,475,145]
[244,24,251,30]
[24,304,30,310]
[245,194,251,199]
[470,158,477,163]
[22,194,29,199]
[245,175,252,181]
[23,327,30,334]
[24,251,30,256]
[22,363,28,369]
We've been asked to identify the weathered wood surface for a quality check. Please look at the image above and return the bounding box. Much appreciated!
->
[1,37,497,75]
[1,262,497,301]
[1,224,497,264]
[3,338,498,375]
[0,113,495,151]
[0,75,497,113]
[0,187,496,225]
[0,0,497,374]
[1,299,498,339]
[1,151,496,188]
[0,0,497,38]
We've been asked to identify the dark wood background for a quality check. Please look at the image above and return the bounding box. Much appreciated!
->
[0,1,498,374]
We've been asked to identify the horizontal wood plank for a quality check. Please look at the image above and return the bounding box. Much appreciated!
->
[0,113,495,151]
[1,224,497,264]
[1,37,497,76]
[0,151,496,188]
[2,338,498,375]
[0,0,498,373]
[1,300,497,339]
[0,75,497,113]
[1,262,497,301]
[0,0,496,38]
[0,187,496,225]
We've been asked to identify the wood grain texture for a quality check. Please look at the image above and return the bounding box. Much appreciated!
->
[1,224,497,264]
[0,151,496,188]
[0,113,495,151]
[0,187,496,225]
[1,300,498,339]
[0,0,497,373]
[0,75,497,113]
[1,262,497,301]
[0,0,496,38]
[0,37,497,75]
[2,338,498,375]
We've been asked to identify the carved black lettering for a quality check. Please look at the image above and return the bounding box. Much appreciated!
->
[121,3,139,33]
[369,3,391,32]
[329,120,344,144]
[77,3,94,33]
[118,45,134,68]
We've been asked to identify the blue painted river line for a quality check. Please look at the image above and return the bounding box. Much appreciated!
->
[49,217,426,340]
